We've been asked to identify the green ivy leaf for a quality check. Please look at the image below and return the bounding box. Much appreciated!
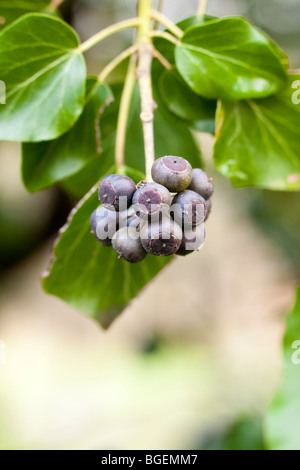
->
[158,69,216,133]
[22,78,113,192]
[62,82,202,199]
[175,17,288,100]
[264,286,300,450]
[214,75,300,190]
[0,0,50,30]
[43,178,170,328]
[153,14,215,69]
[0,13,86,142]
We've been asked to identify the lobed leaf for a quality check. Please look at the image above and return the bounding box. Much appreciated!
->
[0,13,86,142]
[175,17,288,100]
[158,69,216,134]
[214,75,300,190]
[43,178,170,328]
[22,78,113,191]
[0,0,50,30]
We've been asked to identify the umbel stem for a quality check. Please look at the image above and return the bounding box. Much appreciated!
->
[115,53,137,169]
[106,0,179,178]
[137,0,155,181]
[137,41,155,181]
[197,0,208,16]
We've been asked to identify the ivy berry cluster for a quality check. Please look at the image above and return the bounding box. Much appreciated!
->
[90,156,214,263]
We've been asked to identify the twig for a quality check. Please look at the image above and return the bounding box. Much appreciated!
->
[152,46,172,70]
[115,54,137,168]
[197,0,208,16]
[149,30,180,46]
[150,10,183,38]
[50,0,66,8]
[136,0,155,181]
[98,44,138,82]
[79,18,141,53]
[137,41,155,181]
[153,0,164,30]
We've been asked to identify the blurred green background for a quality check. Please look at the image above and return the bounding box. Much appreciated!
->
[0,0,299,450]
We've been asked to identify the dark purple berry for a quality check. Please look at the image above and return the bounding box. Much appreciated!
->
[132,182,171,220]
[151,156,192,192]
[140,217,182,256]
[119,207,141,229]
[171,190,207,228]
[112,227,147,263]
[188,168,214,200]
[127,214,141,229]
[90,206,119,246]
[205,198,212,221]
[98,174,136,211]
[176,224,205,256]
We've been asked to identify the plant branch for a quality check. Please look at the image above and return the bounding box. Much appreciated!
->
[137,42,155,181]
[50,0,66,8]
[153,0,164,30]
[149,30,180,46]
[115,54,137,168]
[98,44,138,82]
[150,10,183,38]
[79,18,141,53]
[152,47,172,70]
[137,0,155,182]
[197,0,208,16]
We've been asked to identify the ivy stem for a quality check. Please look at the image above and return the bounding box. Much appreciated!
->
[50,0,66,9]
[153,0,164,30]
[137,0,155,182]
[79,18,141,53]
[152,46,172,70]
[98,44,139,82]
[149,30,180,46]
[150,10,183,38]
[115,53,137,169]
[197,0,208,16]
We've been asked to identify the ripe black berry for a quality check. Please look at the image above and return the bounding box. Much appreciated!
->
[176,224,205,256]
[151,156,192,192]
[140,217,182,256]
[98,174,136,211]
[132,182,171,220]
[112,227,147,263]
[119,207,141,229]
[171,190,207,227]
[205,198,212,221]
[126,214,141,229]
[90,206,119,246]
[188,168,214,200]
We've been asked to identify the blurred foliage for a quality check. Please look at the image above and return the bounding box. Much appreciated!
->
[0,0,299,451]
[265,286,300,450]
[248,191,300,276]
[200,417,265,450]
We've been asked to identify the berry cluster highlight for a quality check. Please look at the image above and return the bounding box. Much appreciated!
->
[90,156,214,263]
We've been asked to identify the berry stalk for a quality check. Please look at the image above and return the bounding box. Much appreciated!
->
[197,0,208,16]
